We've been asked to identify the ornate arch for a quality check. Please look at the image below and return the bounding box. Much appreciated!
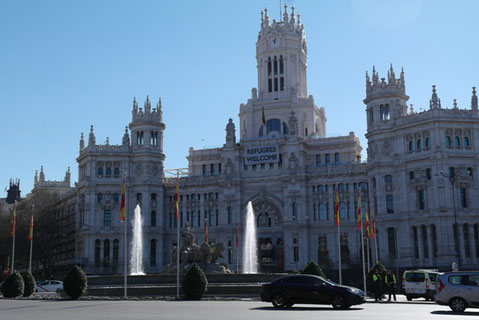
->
[247,190,283,228]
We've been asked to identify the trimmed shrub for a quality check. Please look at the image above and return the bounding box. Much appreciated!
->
[301,260,326,278]
[63,265,87,299]
[182,264,208,299]
[21,272,35,297]
[1,271,24,298]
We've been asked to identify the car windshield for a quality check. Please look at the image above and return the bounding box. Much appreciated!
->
[406,272,425,282]
[428,273,438,282]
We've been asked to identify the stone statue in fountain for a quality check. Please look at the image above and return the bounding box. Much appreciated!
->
[168,223,231,274]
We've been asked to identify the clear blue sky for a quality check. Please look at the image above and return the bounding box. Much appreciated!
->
[1,0,478,196]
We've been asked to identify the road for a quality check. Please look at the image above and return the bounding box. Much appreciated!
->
[0,297,476,320]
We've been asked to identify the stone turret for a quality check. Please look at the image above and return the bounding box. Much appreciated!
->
[88,125,96,146]
[472,87,478,111]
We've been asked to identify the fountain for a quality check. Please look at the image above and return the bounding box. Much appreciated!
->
[242,201,258,273]
[130,204,145,275]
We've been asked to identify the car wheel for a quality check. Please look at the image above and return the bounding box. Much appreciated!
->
[449,298,466,313]
[331,295,350,309]
[406,295,412,301]
[272,293,286,308]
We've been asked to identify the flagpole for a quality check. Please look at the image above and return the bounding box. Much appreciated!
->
[123,175,127,299]
[236,224,239,274]
[11,201,16,272]
[176,172,180,300]
[361,219,366,294]
[366,237,370,272]
[338,222,342,284]
[29,205,34,273]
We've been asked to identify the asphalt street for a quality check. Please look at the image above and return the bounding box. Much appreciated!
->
[0,297,477,320]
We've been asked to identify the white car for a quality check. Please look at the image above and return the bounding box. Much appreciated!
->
[36,280,63,292]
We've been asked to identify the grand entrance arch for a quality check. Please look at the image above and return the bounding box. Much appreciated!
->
[249,197,284,272]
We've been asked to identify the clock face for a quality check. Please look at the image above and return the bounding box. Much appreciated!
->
[270,38,279,48]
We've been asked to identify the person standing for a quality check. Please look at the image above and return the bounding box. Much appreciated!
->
[372,268,382,302]
[385,270,397,301]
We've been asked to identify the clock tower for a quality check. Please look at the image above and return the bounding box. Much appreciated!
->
[239,5,325,140]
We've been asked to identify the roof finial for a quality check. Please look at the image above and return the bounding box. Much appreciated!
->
[283,3,288,23]
[430,85,440,109]
[409,104,414,114]
[453,99,458,109]
[471,87,478,110]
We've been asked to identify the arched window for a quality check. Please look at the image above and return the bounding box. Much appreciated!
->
[455,136,461,147]
[114,167,120,178]
[446,136,452,147]
[150,239,157,267]
[385,175,393,184]
[103,239,110,266]
[98,167,104,178]
[137,131,144,145]
[386,195,394,213]
[113,239,119,268]
[95,240,100,266]
[106,167,112,178]
[279,55,284,74]
[267,57,272,76]
[408,141,414,152]
[334,153,340,165]
[151,210,156,227]
[417,139,422,150]
[409,171,415,180]
[425,137,431,148]
[97,193,103,203]
[464,136,470,147]
[266,119,281,134]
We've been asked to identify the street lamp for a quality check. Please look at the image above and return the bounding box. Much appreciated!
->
[438,168,471,271]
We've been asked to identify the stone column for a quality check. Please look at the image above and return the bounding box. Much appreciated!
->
[418,226,425,262]
[427,225,434,263]
[468,224,477,261]
[457,224,466,264]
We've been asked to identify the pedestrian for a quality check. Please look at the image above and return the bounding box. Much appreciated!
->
[385,270,397,301]
[372,268,382,302]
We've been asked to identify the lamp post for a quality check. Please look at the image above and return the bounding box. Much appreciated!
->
[438,169,470,271]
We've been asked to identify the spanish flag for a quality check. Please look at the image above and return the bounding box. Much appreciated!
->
[120,179,126,221]
[174,179,179,221]
[9,205,16,238]
[371,206,376,239]
[365,210,370,239]
[28,213,34,241]
[357,194,362,230]
[334,190,340,226]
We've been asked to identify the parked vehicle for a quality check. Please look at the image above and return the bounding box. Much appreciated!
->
[35,280,63,292]
[402,269,440,301]
[260,274,365,309]
[435,271,479,313]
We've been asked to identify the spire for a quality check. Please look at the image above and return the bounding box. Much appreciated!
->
[400,67,405,87]
[472,87,478,110]
[290,5,296,24]
[261,10,264,28]
[453,99,458,109]
[366,71,371,91]
[40,166,45,182]
[122,126,130,146]
[283,3,288,23]
[34,170,38,186]
[80,132,85,151]
[64,167,71,184]
[297,11,301,25]
[144,95,151,113]
[88,125,96,146]
[264,7,270,26]
[372,65,379,84]
[388,64,396,85]
[429,85,440,109]
[132,97,138,111]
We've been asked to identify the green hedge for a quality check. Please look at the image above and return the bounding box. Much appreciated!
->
[301,260,326,278]
[63,265,87,299]
[21,272,35,297]
[182,264,208,300]
[1,271,24,298]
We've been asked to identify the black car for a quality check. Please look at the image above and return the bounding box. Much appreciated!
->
[260,274,365,309]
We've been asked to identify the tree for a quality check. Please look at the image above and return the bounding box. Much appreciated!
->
[1,271,24,298]
[301,260,326,278]
[63,265,87,299]
[182,264,208,299]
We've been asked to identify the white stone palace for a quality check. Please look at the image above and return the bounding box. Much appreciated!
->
[33,6,479,277]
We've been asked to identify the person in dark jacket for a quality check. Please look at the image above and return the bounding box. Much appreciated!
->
[385,270,397,301]
[372,268,382,302]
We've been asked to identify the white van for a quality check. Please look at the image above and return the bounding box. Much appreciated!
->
[402,269,440,301]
